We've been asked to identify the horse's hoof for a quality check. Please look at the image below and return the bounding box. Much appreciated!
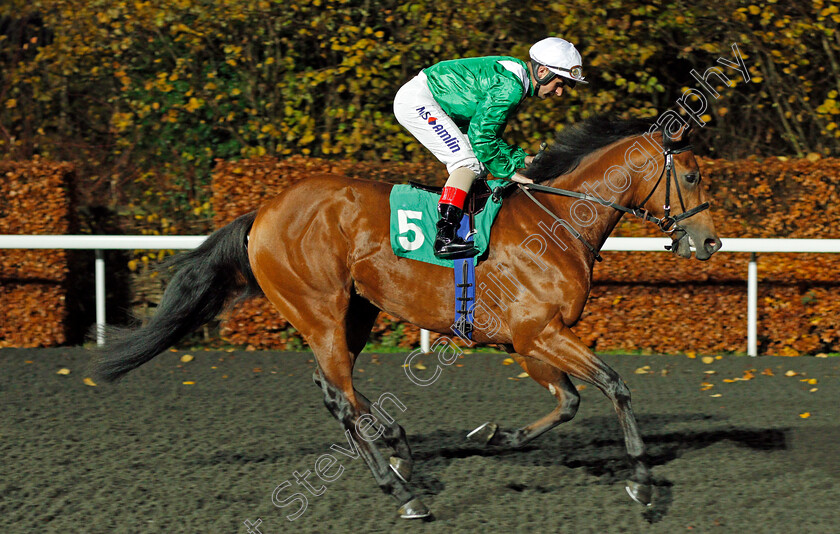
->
[398,497,431,520]
[466,422,498,444]
[390,456,412,483]
[625,480,653,507]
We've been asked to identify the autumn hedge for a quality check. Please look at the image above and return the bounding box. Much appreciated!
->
[3,0,840,225]
[211,155,840,356]
[0,158,75,347]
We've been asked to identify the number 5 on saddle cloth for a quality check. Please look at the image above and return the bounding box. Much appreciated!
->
[389,179,508,340]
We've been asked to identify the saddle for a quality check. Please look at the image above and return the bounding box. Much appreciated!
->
[407,178,506,217]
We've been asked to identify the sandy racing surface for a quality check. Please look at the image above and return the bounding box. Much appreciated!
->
[2,348,838,533]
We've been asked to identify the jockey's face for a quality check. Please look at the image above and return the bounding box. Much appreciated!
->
[535,66,567,99]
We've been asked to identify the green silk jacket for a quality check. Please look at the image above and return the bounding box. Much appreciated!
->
[423,56,535,179]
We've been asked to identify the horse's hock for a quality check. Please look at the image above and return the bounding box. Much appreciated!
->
[0,160,75,347]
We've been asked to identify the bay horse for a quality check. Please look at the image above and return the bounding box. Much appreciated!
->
[93,117,721,519]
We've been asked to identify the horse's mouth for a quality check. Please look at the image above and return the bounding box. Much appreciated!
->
[672,232,721,260]
[672,232,692,259]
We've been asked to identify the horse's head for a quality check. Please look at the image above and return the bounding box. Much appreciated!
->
[636,124,722,260]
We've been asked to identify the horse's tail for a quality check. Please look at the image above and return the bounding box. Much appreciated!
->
[92,211,261,383]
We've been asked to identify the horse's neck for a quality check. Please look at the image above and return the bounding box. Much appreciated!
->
[542,144,639,254]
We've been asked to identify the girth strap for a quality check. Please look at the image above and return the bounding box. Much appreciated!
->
[452,215,476,339]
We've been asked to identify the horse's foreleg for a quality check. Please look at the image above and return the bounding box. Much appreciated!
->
[518,319,653,506]
[467,352,580,448]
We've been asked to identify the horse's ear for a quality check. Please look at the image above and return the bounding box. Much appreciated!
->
[681,122,694,142]
[661,120,692,148]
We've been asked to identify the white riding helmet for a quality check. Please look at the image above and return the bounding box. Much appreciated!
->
[529,37,588,86]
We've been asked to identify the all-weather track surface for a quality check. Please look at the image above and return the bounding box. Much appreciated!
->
[2,348,838,533]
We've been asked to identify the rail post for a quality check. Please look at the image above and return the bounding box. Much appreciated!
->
[95,249,106,346]
[747,252,758,357]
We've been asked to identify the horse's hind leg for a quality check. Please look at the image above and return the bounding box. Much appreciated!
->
[468,351,580,449]
[302,293,425,518]
[342,292,414,482]
[519,319,653,506]
[313,371,414,483]
[256,282,425,514]
[311,361,428,519]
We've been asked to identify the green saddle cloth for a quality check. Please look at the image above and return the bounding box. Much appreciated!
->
[389,180,506,268]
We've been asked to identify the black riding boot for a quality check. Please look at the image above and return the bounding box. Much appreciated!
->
[434,203,478,259]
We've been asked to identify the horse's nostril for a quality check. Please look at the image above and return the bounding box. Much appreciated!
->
[704,238,720,254]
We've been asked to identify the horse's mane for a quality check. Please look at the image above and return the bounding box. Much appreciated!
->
[522,116,656,183]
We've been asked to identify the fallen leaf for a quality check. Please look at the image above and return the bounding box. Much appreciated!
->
[742,370,755,380]
[661,369,669,376]
[810,388,818,392]
[784,370,799,377]
[685,351,696,359]
[56,368,71,375]
[761,368,774,376]
[517,372,529,378]
[576,384,587,391]
[700,382,714,391]
[799,412,811,418]
[180,354,194,363]
[253,368,263,373]
[715,356,723,360]
[502,358,514,365]
[83,377,97,386]
[182,381,195,385]
[704,370,717,374]
[710,393,722,398]
[24,360,33,364]
[634,365,651,374]
[807,378,818,385]
[414,363,426,370]
[723,379,736,383]
[702,356,715,364]
[814,353,828,358]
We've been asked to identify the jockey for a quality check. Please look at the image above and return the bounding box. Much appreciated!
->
[393,37,587,259]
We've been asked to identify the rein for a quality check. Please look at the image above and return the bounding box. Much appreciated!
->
[517,145,710,262]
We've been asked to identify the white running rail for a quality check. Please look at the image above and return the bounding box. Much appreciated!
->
[2,235,839,355]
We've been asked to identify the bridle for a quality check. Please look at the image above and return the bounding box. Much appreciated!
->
[511,144,711,262]
[635,144,710,234]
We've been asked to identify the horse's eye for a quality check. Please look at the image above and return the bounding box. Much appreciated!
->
[685,173,699,184]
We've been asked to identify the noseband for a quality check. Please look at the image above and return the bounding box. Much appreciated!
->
[516,145,711,261]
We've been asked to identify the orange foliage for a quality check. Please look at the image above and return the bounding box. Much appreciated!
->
[0,158,75,347]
